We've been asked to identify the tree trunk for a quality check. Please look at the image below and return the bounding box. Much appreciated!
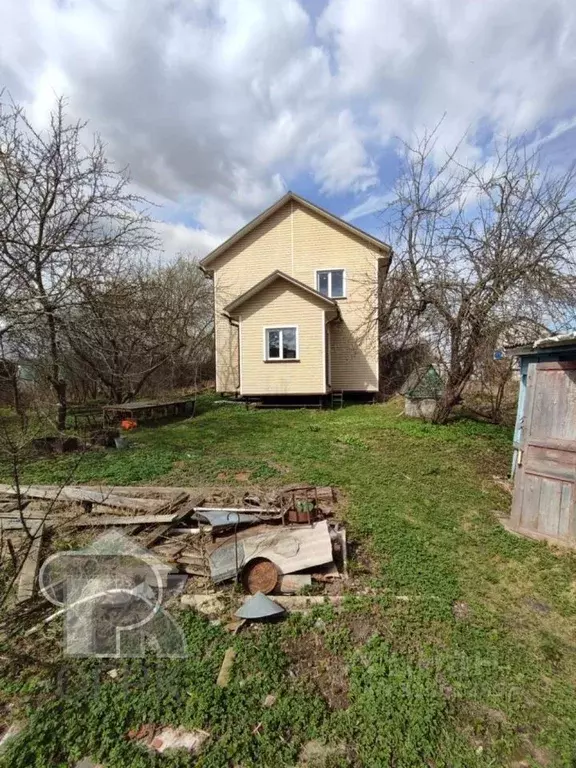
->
[490,378,508,424]
[41,295,69,431]
[10,372,26,429]
[432,392,459,424]
[432,376,467,424]
[55,379,67,432]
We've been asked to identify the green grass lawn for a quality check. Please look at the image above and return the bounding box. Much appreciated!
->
[1,395,576,767]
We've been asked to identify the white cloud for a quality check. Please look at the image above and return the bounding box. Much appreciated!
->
[344,192,395,222]
[319,0,576,154]
[1,0,576,244]
[310,110,378,194]
[153,221,222,263]
[0,0,376,241]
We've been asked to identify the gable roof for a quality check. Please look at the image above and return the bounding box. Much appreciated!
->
[400,365,444,399]
[200,191,391,270]
[223,270,338,315]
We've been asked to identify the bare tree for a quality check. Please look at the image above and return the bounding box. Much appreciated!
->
[378,262,433,397]
[65,256,213,403]
[0,96,155,429]
[472,342,516,424]
[381,126,576,422]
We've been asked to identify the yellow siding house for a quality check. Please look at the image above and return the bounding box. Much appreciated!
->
[200,192,391,400]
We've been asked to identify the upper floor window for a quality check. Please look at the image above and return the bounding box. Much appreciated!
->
[316,269,346,299]
[265,326,298,361]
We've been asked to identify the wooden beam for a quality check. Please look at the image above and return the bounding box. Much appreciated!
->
[0,500,29,514]
[0,485,169,513]
[0,519,45,531]
[0,511,47,520]
[71,513,179,527]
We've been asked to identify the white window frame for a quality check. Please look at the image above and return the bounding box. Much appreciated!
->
[263,325,299,361]
[315,269,346,299]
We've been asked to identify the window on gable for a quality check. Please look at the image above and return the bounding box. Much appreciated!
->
[316,269,345,298]
[265,327,298,360]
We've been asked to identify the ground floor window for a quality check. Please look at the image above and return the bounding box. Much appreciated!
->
[265,326,298,360]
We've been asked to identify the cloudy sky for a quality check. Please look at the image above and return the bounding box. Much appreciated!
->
[2,0,576,259]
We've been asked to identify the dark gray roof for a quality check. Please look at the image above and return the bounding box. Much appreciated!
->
[401,365,444,399]
[505,332,576,357]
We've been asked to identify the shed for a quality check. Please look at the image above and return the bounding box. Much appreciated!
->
[505,333,576,547]
[401,365,444,419]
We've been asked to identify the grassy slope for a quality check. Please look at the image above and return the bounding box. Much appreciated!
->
[1,396,576,767]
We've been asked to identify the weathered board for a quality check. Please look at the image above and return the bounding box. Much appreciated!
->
[71,513,179,527]
[142,496,204,548]
[0,485,171,513]
[511,361,576,544]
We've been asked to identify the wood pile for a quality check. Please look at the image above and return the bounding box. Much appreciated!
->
[0,483,344,606]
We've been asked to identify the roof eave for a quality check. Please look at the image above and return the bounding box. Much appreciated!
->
[224,270,338,314]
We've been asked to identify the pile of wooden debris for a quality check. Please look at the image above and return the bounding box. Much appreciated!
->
[0,483,345,606]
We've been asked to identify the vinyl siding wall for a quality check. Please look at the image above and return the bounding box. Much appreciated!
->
[291,205,380,391]
[239,282,327,395]
[212,201,383,393]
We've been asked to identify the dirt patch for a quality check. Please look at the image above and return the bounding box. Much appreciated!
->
[455,702,554,766]
[298,739,349,766]
[346,616,378,645]
[283,632,349,710]
[344,539,375,577]
[509,738,554,767]
[452,601,471,620]
[234,471,251,482]
[524,597,551,615]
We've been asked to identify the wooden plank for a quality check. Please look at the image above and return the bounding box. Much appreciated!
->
[519,473,540,532]
[560,370,576,441]
[526,444,576,470]
[279,574,312,593]
[0,500,29,514]
[16,523,44,603]
[142,497,204,548]
[558,482,572,538]
[538,478,563,536]
[123,524,144,536]
[0,485,167,513]
[76,486,190,502]
[0,520,33,531]
[71,513,179,527]
[523,462,576,485]
[0,511,47,520]
[525,437,576,452]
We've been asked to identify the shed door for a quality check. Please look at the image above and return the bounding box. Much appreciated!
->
[511,361,576,542]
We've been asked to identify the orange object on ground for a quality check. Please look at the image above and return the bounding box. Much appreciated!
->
[121,418,138,430]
